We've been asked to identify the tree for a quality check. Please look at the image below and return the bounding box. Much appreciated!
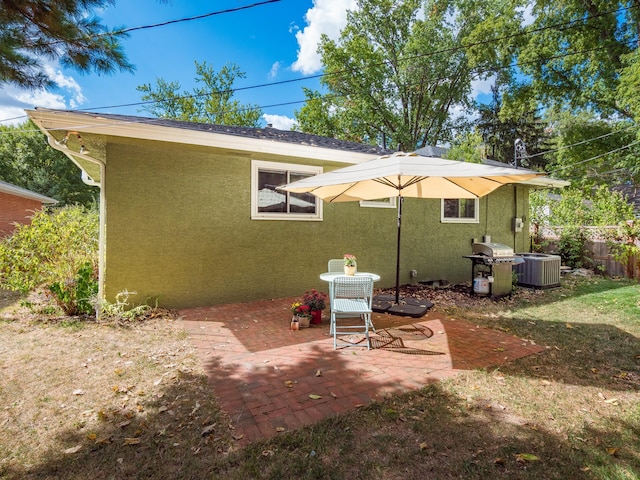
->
[490,0,639,120]
[0,121,97,206]
[541,111,640,188]
[0,0,134,89]
[295,0,477,151]
[137,61,263,127]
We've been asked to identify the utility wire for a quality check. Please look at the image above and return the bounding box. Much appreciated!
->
[27,0,282,48]
[549,139,640,173]
[0,4,636,128]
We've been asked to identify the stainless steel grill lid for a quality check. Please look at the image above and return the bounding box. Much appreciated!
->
[472,242,515,257]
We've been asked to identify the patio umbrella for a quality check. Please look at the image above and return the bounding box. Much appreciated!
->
[278,152,545,305]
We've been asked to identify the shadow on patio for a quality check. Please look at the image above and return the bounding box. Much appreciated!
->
[179,297,543,444]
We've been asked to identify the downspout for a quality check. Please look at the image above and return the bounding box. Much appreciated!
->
[46,136,106,319]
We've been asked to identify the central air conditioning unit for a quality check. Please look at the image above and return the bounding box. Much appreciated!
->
[514,253,561,288]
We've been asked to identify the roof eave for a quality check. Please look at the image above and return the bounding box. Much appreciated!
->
[26,109,380,165]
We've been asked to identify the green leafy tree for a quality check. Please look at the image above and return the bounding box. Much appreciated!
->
[496,0,639,119]
[137,61,263,127]
[530,186,635,228]
[542,111,640,188]
[295,0,477,150]
[0,121,97,206]
[0,0,134,89]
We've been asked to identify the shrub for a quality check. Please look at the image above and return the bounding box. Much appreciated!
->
[49,262,99,315]
[557,226,590,269]
[0,205,99,314]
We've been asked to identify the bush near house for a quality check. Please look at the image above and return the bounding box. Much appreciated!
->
[0,205,99,314]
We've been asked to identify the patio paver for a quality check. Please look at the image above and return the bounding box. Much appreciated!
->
[178,297,543,445]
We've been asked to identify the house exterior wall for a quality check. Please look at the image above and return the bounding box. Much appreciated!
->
[103,138,531,309]
[0,192,43,237]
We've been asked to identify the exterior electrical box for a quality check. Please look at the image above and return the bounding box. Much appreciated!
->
[512,217,524,233]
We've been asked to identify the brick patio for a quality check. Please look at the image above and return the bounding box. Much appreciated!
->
[179,297,543,445]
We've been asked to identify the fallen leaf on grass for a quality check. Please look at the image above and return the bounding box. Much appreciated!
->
[309,394,322,400]
[231,433,244,441]
[419,442,429,451]
[606,447,619,456]
[604,398,620,405]
[201,424,216,436]
[515,453,539,463]
[123,437,141,445]
[72,389,84,395]
[566,323,574,329]
[63,445,82,454]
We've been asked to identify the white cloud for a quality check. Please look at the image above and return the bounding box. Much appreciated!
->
[268,61,281,80]
[470,74,496,98]
[291,0,358,75]
[0,62,86,125]
[263,113,296,131]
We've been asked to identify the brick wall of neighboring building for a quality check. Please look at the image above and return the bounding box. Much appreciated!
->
[0,191,44,238]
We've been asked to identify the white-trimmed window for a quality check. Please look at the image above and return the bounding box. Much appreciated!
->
[359,197,397,209]
[251,160,323,220]
[441,198,479,223]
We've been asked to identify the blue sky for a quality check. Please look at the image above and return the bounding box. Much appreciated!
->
[0,0,492,129]
[0,0,361,129]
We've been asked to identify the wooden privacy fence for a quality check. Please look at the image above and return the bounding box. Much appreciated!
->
[536,226,640,279]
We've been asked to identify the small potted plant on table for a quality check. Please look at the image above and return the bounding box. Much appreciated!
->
[303,289,327,324]
[343,254,357,275]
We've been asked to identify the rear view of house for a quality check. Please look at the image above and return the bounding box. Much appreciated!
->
[0,180,57,238]
[27,108,564,310]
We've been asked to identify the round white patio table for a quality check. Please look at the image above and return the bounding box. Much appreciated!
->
[319,272,381,283]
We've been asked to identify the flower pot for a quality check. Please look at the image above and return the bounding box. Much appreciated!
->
[344,265,356,276]
[294,315,311,328]
[310,310,322,325]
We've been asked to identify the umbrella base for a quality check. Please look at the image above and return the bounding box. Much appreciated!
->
[372,294,433,318]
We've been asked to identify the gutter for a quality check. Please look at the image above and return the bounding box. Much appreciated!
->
[46,135,106,319]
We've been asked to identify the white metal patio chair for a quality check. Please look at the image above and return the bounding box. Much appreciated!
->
[330,276,374,350]
[327,258,345,272]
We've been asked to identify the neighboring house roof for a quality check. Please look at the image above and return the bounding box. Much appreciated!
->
[414,145,449,158]
[0,180,58,204]
[415,146,569,189]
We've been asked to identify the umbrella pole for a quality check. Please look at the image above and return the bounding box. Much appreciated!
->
[395,196,402,304]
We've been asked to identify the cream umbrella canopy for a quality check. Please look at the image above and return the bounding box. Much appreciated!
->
[278,152,545,304]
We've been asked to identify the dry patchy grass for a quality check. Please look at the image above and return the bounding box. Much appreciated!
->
[1,275,639,479]
[0,294,235,479]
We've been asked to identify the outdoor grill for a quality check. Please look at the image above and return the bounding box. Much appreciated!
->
[463,242,522,297]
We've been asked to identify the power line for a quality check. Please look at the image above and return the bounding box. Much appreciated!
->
[526,124,637,160]
[28,0,283,48]
[0,3,636,128]
[549,138,640,174]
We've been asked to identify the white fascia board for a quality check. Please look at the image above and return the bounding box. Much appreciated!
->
[523,177,571,188]
[27,109,378,165]
[0,180,57,203]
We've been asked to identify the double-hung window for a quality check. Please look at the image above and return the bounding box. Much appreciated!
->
[251,160,322,220]
[441,198,479,223]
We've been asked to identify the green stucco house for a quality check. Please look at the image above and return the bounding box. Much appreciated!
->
[27,108,564,309]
